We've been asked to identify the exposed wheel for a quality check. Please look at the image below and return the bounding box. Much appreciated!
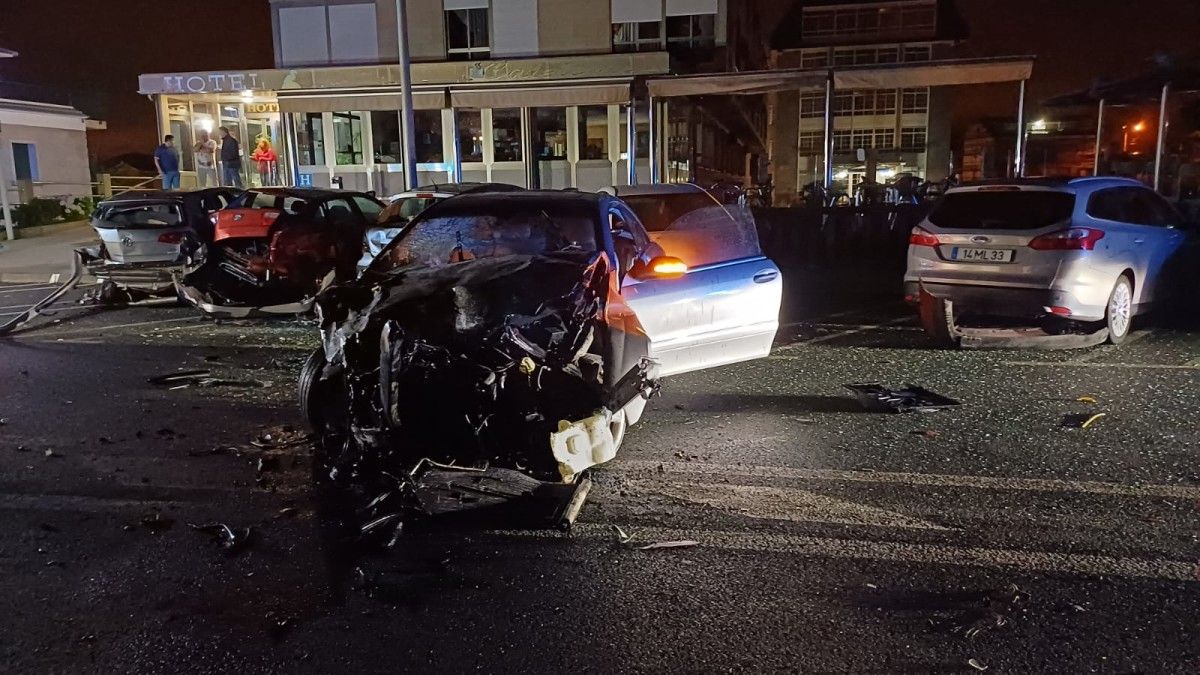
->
[299,347,346,434]
[1105,276,1133,345]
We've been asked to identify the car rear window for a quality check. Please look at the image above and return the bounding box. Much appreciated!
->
[230,191,308,214]
[928,190,1075,230]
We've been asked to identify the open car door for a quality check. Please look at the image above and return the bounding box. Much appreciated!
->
[619,203,782,377]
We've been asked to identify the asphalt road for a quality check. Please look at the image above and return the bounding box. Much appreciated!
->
[0,280,1197,674]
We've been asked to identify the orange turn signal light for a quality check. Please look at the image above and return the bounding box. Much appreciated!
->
[650,256,688,279]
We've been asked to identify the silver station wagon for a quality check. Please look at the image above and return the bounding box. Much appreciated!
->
[905,177,1191,343]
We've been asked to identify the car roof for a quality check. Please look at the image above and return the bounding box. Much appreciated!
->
[949,176,1146,194]
[247,187,368,199]
[400,182,524,196]
[601,183,710,197]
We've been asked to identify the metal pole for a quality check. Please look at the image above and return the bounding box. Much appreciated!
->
[0,161,13,241]
[822,74,834,189]
[1092,98,1105,176]
[1153,82,1170,192]
[1013,79,1027,178]
[648,95,658,184]
[280,112,300,186]
[449,109,462,183]
[395,0,418,189]
[626,100,638,185]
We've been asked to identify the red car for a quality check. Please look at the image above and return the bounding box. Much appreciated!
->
[179,187,384,316]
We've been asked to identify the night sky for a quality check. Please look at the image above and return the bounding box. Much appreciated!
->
[1,0,1197,163]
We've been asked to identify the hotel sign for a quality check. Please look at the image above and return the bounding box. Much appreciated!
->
[139,53,670,96]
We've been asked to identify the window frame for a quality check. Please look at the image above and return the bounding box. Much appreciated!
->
[10,142,40,181]
[445,7,491,60]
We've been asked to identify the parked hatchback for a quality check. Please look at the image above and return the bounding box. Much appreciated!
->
[905,177,1191,343]
[91,188,237,264]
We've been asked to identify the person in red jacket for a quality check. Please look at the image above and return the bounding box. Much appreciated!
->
[250,138,278,186]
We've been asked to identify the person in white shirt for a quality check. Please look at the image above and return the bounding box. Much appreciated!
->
[194,130,218,187]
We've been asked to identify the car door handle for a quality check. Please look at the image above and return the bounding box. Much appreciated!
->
[753,270,779,284]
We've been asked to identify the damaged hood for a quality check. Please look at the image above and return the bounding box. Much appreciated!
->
[318,252,598,349]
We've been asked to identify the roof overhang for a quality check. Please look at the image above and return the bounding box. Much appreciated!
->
[646,56,1035,98]
[0,48,17,58]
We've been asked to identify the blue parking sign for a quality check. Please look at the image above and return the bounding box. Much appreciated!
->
[297,173,313,187]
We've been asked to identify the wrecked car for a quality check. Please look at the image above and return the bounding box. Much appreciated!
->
[177,187,385,317]
[80,188,238,297]
[357,182,524,273]
[300,190,783,509]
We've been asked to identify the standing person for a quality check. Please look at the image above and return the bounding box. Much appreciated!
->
[250,138,278,186]
[194,130,218,187]
[153,135,180,190]
[219,126,243,188]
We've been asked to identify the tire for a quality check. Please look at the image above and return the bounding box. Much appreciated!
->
[1105,275,1134,345]
[299,347,344,433]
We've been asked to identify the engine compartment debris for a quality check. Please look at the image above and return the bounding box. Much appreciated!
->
[304,250,658,533]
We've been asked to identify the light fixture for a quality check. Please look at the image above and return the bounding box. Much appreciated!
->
[1132,121,1146,132]
[198,118,214,133]
[1030,118,1047,131]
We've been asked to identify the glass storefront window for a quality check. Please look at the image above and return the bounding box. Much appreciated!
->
[168,118,195,171]
[578,106,608,160]
[619,105,651,160]
[293,112,325,166]
[333,111,365,165]
[372,111,401,164]
[534,108,567,161]
[492,108,522,162]
[415,110,444,164]
[457,109,483,163]
[220,103,241,120]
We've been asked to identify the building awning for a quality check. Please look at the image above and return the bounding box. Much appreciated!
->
[449,81,631,108]
[645,56,1036,98]
[277,89,449,113]
[1045,64,1200,107]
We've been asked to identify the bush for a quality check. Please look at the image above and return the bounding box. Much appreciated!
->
[13,198,67,229]
[62,197,96,222]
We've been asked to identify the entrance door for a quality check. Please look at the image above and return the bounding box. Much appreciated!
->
[245,116,282,187]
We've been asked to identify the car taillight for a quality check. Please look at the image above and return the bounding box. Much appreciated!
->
[909,226,940,247]
[158,232,185,244]
[1028,228,1105,251]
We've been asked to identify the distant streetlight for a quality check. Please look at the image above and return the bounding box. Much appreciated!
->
[1123,120,1147,153]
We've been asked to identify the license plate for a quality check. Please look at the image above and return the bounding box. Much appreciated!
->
[948,247,1014,263]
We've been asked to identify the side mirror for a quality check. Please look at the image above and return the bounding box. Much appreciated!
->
[637,255,688,280]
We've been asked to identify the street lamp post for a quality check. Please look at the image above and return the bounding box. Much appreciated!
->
[395,0,418,189]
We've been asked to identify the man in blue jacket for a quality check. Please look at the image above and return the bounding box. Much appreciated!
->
[219,126,243,188]
[153,135,180,190]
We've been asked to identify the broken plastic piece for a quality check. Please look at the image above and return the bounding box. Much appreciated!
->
[968,658,988,671]
[845,383,962,413]
[550,410,617,482]
[637,540,699,551]
[189,522,253,553]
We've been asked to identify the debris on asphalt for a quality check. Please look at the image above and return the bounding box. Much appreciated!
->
[1062,412,1107,429]
[844,383,962,413]
[637,540,699,551]
[910,429,940,439]
[149,369,268,390]
[968,658,988,671]
[140,513,175,533]
[1076,395,1098,404]
[611,524,632,545]
[189,522,254,553]
[187,445,236,457]
[275,507,299,519]
[0,418,8,426]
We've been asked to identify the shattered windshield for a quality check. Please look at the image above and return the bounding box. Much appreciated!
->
[371,199,599,273]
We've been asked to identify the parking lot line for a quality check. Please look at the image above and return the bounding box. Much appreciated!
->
[14,316,200,338]
[610,460,1200,500]
[1002,360,1199,371]
[501,523,1198,582]
[0,284,58,295]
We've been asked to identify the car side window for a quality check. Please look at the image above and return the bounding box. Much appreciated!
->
[352,196,384,224]
[1086,187,1132,223]
[321,198,359,227]
[1138,190,1182,227]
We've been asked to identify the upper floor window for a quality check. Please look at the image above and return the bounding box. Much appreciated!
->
[277,2,379,67]
[802,1,936,41]
[613,21,662,52]
[901,88,929,114]
[666,13,716,48]
[446,7,490,60]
